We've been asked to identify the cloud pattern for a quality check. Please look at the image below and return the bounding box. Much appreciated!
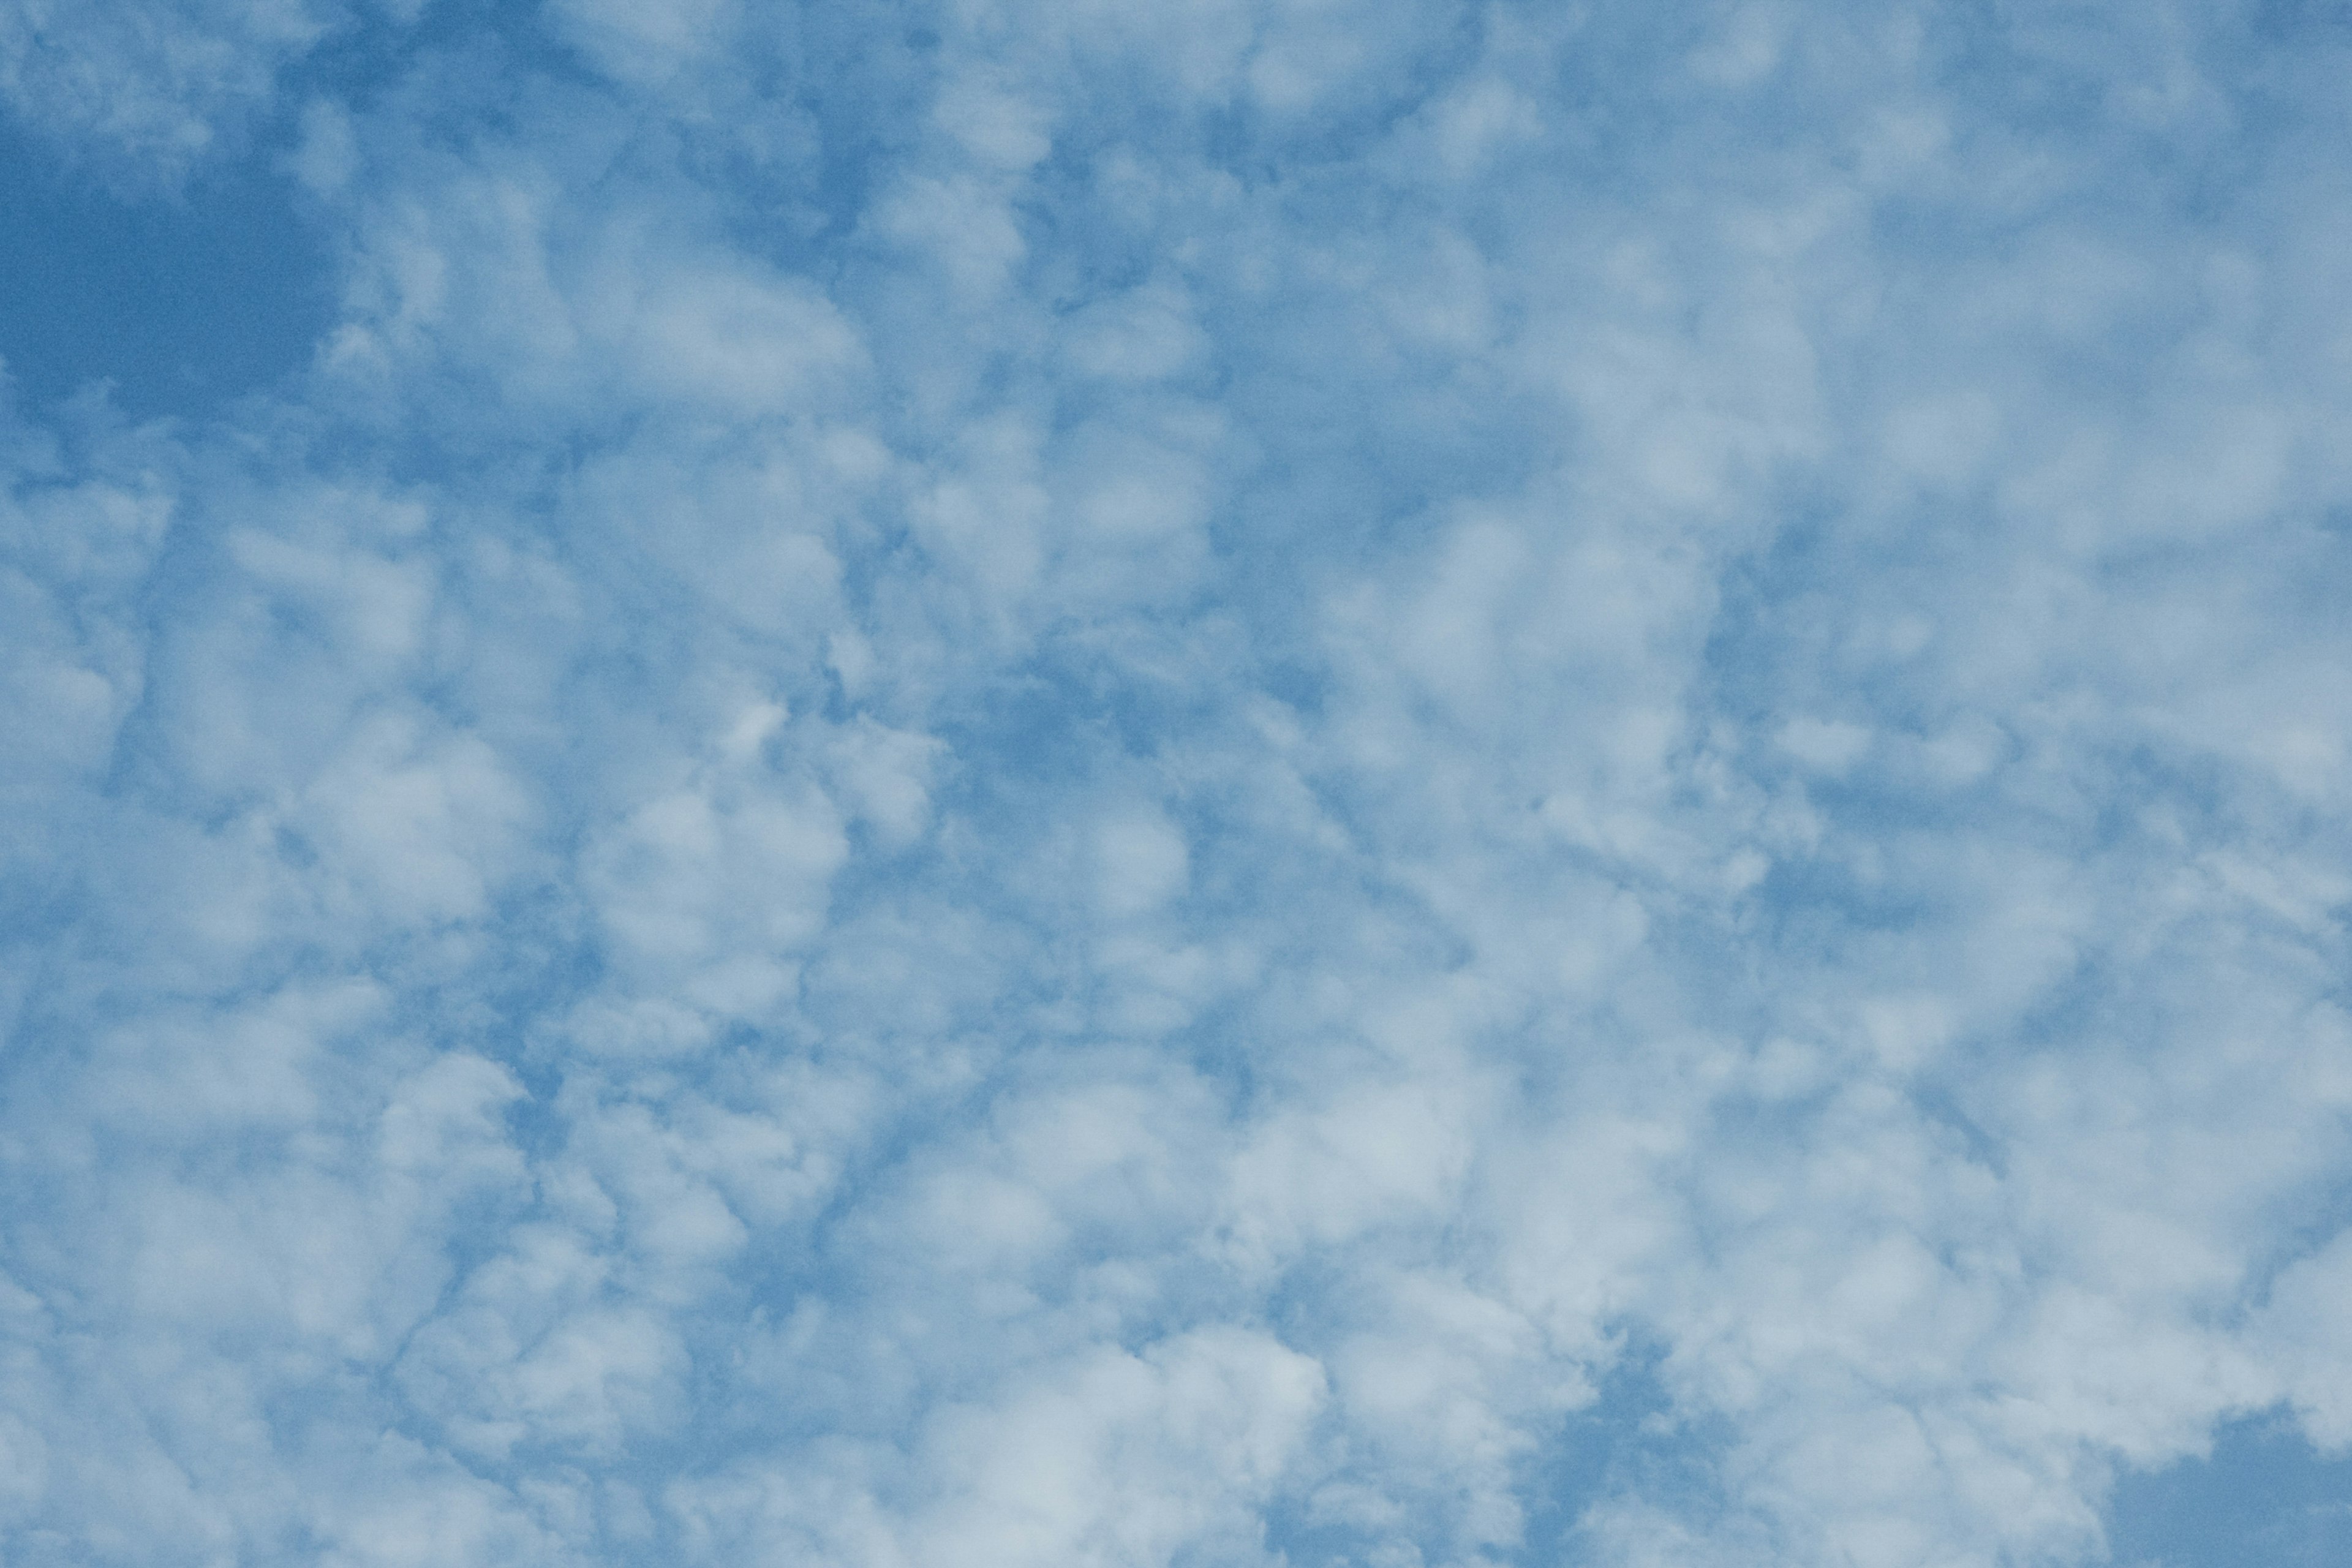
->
[4,2,2352,1564]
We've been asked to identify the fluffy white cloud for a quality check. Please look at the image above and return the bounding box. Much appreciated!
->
[0,0,347,179]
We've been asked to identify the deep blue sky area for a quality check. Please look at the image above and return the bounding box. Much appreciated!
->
[0,124,330,416]
[2111,1415,2352,1568]
[2,3,2350,1566]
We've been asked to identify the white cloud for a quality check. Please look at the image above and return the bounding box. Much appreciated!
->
[0,0,347,180]
[6,2,2352,1566]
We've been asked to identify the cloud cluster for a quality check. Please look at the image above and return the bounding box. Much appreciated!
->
[0,0,371,183]
[4,1,2352,1565]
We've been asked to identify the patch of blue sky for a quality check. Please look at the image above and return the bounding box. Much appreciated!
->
[0,118,330,415]
[2109,1413,2352,1568]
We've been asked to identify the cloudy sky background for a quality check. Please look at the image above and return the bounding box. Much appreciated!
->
[4,1,2352,1564]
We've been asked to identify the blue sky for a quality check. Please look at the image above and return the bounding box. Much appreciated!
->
[4,2,2351,1564]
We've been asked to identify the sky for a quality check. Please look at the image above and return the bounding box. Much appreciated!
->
[2,2,2351,1565]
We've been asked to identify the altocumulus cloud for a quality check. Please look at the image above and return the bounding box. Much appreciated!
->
[4,2,2352,1566]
